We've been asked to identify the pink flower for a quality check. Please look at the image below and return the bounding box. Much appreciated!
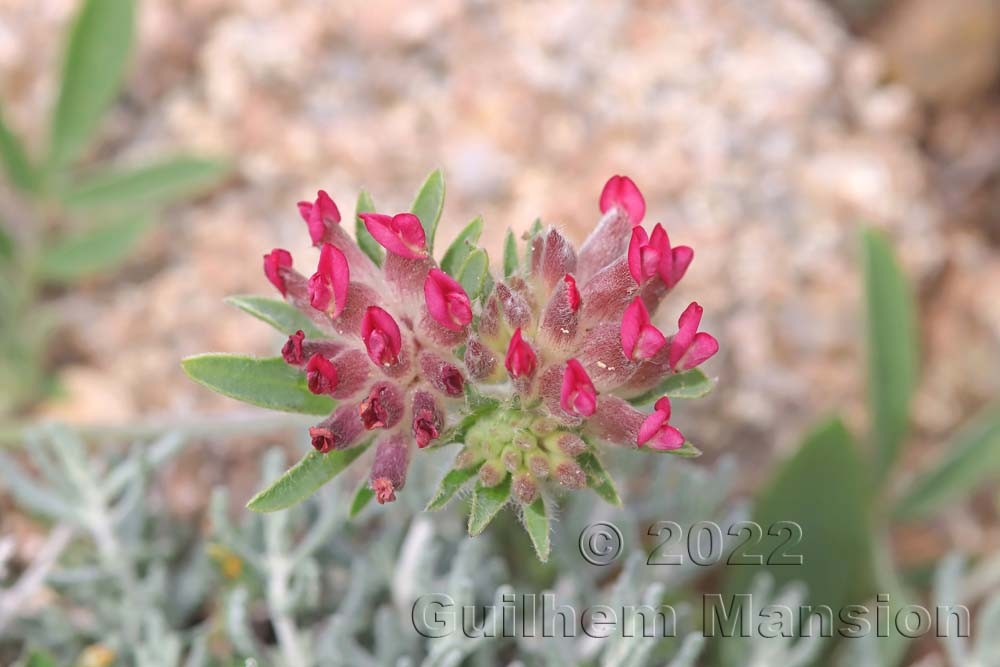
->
[281,330,305,365]
[504,328,538,379]
[305,353,338,395]
[627,224,693,288]
[359,382,404,430]
[564,274,580,312]
[560,359,597,417]
[669,302,719,371]
[599,174,645,223]
[637,397,685,450]
[263,248,293,296]
[412,391,442,448]
[621,297,666,361]
[359,212,427,259]
[308,243,350,316]
[361,306,403,367]
[297,190,341,245]
[424,268,473,331]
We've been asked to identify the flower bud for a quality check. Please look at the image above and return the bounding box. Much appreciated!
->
[370,433,410,503]
[538,274,581,351]
[464,337,499,382]
[528,453,550,479]
[533,227,577,291]
[419,352,465,397]
[599,174,645,223]
[512,473,538,504]
[504,328,537,380]
[553,457,587,489]
[512,431,537,450]
[454,447,483,470]
[359,381,405,430]
[545,431,587,458]
[501,446,523,472]
[560,359,597,417]
[305,353,338,395]
[478,460,506,488]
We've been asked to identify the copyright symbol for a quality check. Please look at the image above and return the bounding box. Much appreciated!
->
[579,522,623,565]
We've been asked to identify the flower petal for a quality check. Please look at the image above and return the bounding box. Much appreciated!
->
[263,249,293,295]
[599,174,645,223]
[360,212,427,259]
[424,268,472,332]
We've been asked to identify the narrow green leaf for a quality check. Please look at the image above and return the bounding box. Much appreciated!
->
[440,216,483,277]
[355,189,383,266]
[181,354,334,415]
[648,441,702,458]
[463,382,500,413]
[247,442,370,512]
[0,225,15,262]
[577,451,622,506]
[723,418,873,626]
[456,248,489,300]
[523,218,542,265]
[863,228,917,481]
[410,169,445,253]
[522,497,551,562]
[36,215,151,281]
[503,228,518,277]
[48,0,135,167]
[0,108,37,192]
[349,478,375,518]
[225,295,326,338]
[894,407,1000,519]
[61,156,228,209]
[468,475,511,536]
[625,368,714,405]
[426,463,483,511]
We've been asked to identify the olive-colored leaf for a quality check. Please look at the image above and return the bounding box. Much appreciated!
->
[503,228,518,277]
[522,497,551,562]
[247,442,370,513]
[36,215,151,281]
[426,463,483,511]
[410,169,445,254]
[349,478,375,518]
[468,476,511,536]
[48,0,135,167]
[456,248,489,300]
[624,368,714,406]
[0,108,37,192]
[863,228,917,482]
[355,189,383,266]
[61,156,228,209]
[645,441,703,458]
[894,407,1000,519]
[225,295,326,338]
[181,354,334,415]
[577,451,622,506]
[440,216,483,277]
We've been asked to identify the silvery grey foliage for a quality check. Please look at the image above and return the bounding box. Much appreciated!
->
[931,552,999,666]
[1,429,739,666]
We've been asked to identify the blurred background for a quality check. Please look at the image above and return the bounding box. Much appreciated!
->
[1,0,998,665]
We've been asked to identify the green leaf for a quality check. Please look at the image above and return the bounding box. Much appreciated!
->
[225,295,326,338]
[25,650,58,667]
[577,451,622,506]
[456,248,489,300]
[0,108,37,192]
[468,475,511,536]
[0,225,15,262]
[522,497,551,562]
[503,228,518,277]
[463,382,500,414]
[870,539,917,667]
[894,407,1000,519]
[426,463,483,511]
[349,478,375,518]
[647,441,703,458]
[354,189,383,267]
[410,169,445,254]
[523,218,542,265]
[247,443,370,512]
[61,156,228,209]
[440,216,483,277]
[723,418,873,631]
[625,368,714,405]
[863,228,917,482]
[181,354,334,415]
[48,0,135,167]
[36,215,151,281]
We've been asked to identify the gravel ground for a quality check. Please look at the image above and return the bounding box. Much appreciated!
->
[1,0,998,501]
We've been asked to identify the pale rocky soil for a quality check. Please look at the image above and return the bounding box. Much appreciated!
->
[1,0,998,524]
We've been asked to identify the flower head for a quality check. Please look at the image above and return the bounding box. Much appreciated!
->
[204,173,718,550]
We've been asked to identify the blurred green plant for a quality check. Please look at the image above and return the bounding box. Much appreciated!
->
[0,0,228,416]
[720,227,1000,666]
